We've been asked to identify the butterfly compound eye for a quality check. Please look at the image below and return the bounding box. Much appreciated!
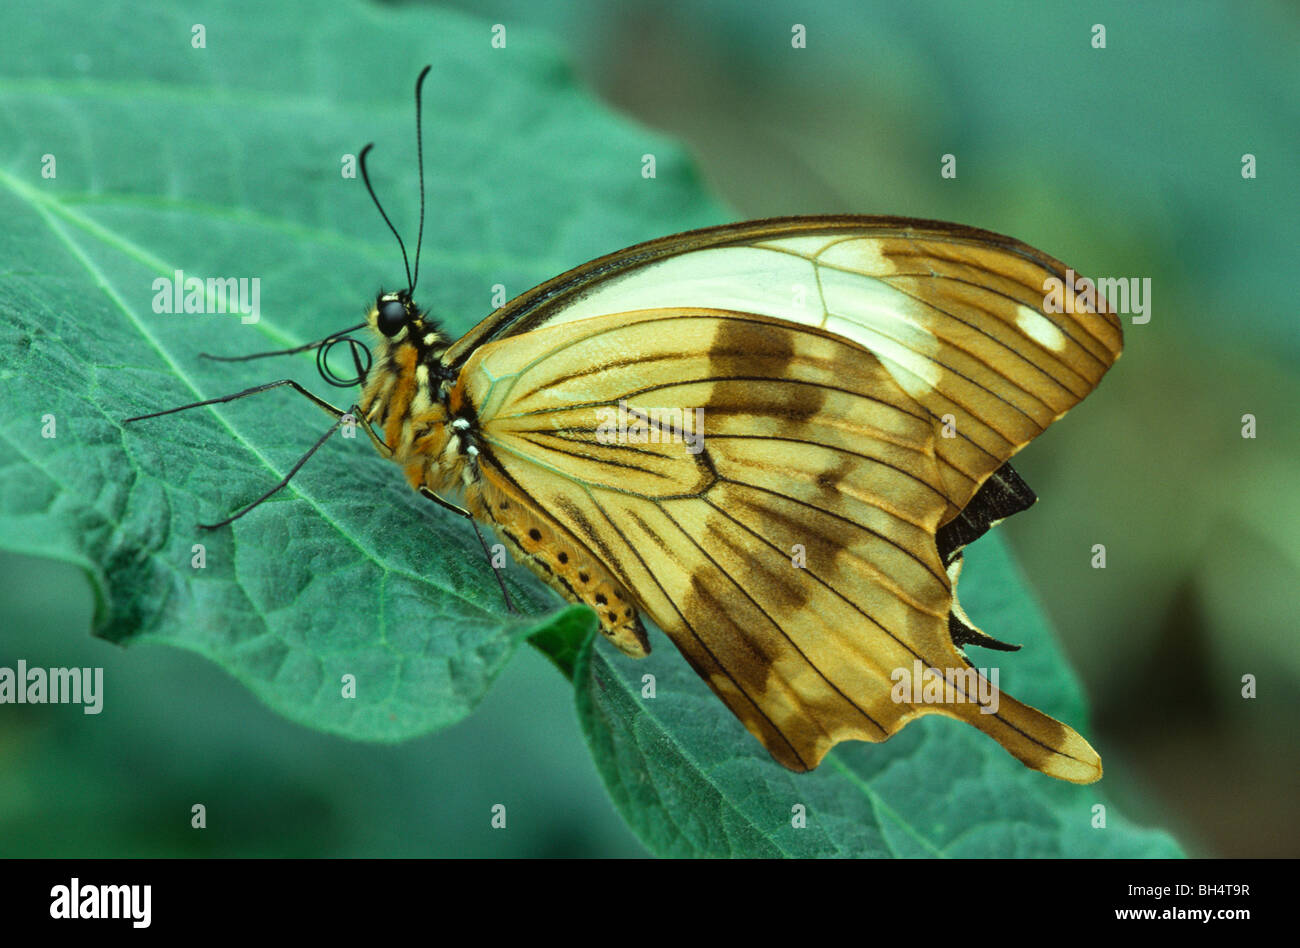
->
[377,298,408,336]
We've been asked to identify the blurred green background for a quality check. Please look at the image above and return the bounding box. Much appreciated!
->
[3,0,1297,856]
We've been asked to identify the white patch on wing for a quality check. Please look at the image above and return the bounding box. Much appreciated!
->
[523,238,952,403]
[818,265,941,399]
[816,266,933,343]
[1015,304,1068,353]
[543,247,823,328]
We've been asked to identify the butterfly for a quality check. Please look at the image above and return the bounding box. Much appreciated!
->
[126,66,1121,784]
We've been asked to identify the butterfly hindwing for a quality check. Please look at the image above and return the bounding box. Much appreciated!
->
[453,307,1104,781]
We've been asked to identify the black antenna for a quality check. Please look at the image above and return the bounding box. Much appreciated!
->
[358,64,434,297]
[359,144,413,292]
[410,64,432,294]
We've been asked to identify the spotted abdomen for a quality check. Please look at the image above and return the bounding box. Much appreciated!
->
[468,476,650,658]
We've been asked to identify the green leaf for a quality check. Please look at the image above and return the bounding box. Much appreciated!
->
[575,532,1185,857]
[0,0,718,741]
[528,605,598,682]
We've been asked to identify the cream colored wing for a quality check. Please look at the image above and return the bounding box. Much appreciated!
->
[442,216,1122,522]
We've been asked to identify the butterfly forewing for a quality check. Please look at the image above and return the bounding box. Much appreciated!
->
[444,217,1122,522]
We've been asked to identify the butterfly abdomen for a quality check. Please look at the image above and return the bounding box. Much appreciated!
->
[470,474,651,659]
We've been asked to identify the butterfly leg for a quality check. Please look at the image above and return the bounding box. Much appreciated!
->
[123,378,347,425]
[344,407,393,458]
[197,416,347,529]
[124,384,380,528]
[417,486,518,614]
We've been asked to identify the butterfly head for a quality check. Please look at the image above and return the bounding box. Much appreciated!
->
[367,290,451,353]
[371,289,421,338]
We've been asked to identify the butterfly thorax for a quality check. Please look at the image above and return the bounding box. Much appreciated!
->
[358,293,462,489]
